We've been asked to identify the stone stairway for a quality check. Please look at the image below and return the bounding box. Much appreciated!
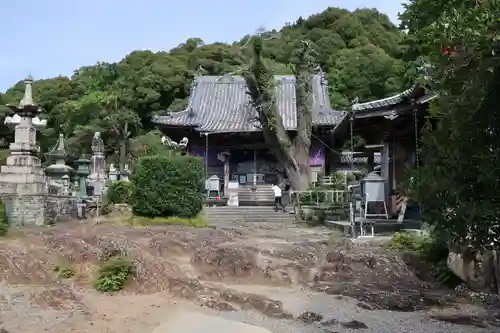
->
[204,206,295,224]
[237,184,275,205]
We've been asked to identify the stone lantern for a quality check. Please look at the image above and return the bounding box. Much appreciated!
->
[75,155,91,198]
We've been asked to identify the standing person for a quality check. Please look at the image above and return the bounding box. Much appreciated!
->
[272,183,282,212]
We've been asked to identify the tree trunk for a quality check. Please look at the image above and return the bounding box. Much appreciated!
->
[243,37,316,221]
[119,123,128,173]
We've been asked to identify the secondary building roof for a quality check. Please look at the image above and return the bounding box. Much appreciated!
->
[351,83,438,119]
[152,74,345,133]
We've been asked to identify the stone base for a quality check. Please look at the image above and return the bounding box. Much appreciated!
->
[88,178,106,196]
[2,194,45,226]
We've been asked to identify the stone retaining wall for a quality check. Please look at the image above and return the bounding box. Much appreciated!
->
[2,194,80,226]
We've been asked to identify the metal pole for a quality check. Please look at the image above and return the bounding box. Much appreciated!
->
[253,149,257,187]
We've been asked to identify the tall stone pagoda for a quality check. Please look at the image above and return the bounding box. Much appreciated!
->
[0,77,47,226]
[87,132,107,196]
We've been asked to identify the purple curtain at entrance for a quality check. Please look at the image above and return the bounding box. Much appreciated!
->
[309,142,325,166]
[191,143,324,166]
[190,146,224,166]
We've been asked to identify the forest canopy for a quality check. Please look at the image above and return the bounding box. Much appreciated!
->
[0,7,408,162]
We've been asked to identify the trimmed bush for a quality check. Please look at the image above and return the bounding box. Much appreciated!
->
[130,154,204,218]
[107,180,132,204]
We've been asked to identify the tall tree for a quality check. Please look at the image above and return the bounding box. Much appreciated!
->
[243,36,316,190]
[401,0,500,290]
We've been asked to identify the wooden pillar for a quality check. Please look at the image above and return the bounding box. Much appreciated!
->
[380,141,391,208]
[367,153,375,172]
[222,152,230,195]
[381,141,390,197]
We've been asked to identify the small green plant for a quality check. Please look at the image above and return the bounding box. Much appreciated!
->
[0,198,7,237]
[54,264,76,279]
[387,231,424,252]
[93,257,133,292]
[0,223,8,237]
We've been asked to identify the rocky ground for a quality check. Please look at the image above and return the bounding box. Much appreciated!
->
[0,216,498,332]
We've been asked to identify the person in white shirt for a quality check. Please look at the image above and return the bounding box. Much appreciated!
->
[272,184,283,212]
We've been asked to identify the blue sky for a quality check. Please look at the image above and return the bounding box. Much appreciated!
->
[0,0,406,92]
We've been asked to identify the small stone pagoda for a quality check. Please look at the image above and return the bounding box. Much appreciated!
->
[0,77,47,225]
[45,133,73,194]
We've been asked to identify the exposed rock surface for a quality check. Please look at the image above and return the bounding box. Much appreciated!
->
[0,218,498,332]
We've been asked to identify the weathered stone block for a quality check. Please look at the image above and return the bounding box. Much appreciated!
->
[2,194,45,226]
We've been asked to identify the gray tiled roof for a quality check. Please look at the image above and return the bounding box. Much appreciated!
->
[351,87,415,112]
[152,75,344,133]
[351,83,437,116]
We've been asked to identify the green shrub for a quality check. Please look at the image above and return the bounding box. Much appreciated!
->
[54,264,76,279]
[389,230,461,287]
[387,231,424,252]
[0,223,7,237]
[130,155,204,218]
[0,198,7,237]
[93,257,133,292]
[107,180,132,204]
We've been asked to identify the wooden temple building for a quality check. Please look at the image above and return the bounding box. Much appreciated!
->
[153,72,436,207]
[153,73,345,202]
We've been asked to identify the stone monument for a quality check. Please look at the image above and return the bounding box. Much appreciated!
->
[45,133,73,192]
[108,164,118,181]
[87,132,106,196]
[120,164,130,181]
[0,77,47,226]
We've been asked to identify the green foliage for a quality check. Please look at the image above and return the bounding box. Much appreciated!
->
[128,130,171,161]
[93,257,133,292]
[54,264,76,279]
[388,230,461,287]
[387,231,424,252]
[0,198,7,237]
[401,0,500,252]
[128,214,208,228]
[130,154,204,218]
[107,180,132,204]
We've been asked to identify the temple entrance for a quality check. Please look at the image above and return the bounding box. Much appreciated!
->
[229,148,282,185]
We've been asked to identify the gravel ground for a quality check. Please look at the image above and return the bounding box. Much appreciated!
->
[196,284,495,333]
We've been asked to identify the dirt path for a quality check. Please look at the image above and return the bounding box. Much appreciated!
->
[0,219,498,332]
